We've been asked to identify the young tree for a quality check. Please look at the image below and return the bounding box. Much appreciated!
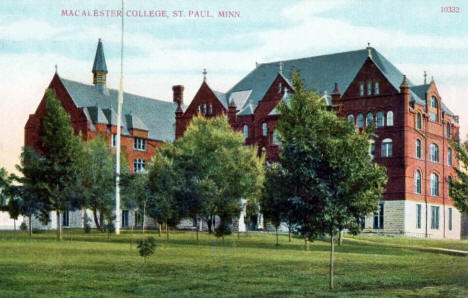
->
[175,116,264,240]
[7,197,20,233]
[276,71,387,289]
[449,138,468,216]
[39,89,84,240]
[0,167,10,210]
[121,172,153,233]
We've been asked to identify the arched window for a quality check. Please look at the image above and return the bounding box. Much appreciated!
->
[262,122,268,136]
[369,139,375,158]
[359,83,364,96]
[209,104,213,114]
[430,143,439,163]
[366,112,374,127]
[278,82,282,93]
[448,148,452,166]
[381,138,393,157]
[273,130,280,145]
[431,96,438,108]
[243,124,249,138]
[386,111,394,126]
[430,173,439,196]
[415,170,422,194]
[446,123,451,137]
[367,81,372,95]
[357,113,364,128]
[376,111,384,127]
[416,139,422,159]
[203,104,207,115]
[416,113,422,130]
[374,82,380,95]
[347,114,355,124]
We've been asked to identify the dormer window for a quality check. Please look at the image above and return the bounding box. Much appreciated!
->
[429,96,438,122]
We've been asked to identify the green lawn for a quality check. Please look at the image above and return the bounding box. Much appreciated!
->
[0,230,467,297]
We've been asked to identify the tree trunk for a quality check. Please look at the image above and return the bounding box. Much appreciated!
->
[207,216,213,234]
[142,203,146,234]
[165,221,169,241]
[196,218,199,241]
[329,233,334,290]
[13,219,16,234]
[29,216,32,237]
[304,238,307,251]
[93,209,101,231]
[338,230,343,246]
[288,228,291,242]
[57,211,62,240]
[275,226,279,246]
[158,222,162,237]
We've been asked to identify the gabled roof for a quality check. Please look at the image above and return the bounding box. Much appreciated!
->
[59,76,177,141]
[410,84,454,115]
[92,39,108,73]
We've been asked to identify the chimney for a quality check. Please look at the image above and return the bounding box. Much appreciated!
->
[172,85,184,106]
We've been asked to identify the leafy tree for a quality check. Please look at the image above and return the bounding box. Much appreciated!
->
[12,147,46,236]
[7,197,21,233]
[121,172,153,233]
[76,135,115,231]
[174,116,265,240]
[0,167,9,210]
[275,71,387,289]
[39,89,84,240]
[449,138,468,215]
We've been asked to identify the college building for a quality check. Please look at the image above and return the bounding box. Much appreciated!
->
[20,40,462,239]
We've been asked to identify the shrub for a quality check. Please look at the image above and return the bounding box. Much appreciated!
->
[19,222,28,232]
[137,237,157,264]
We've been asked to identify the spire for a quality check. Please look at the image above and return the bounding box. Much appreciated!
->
[332,82,339,95]
[92,38,108,73]
[203,68,207,82]
[92,38,108,93]
[424,71,427,85]
[366,42,372,58]
[55,64,58,74]
[279,61,284,74]
[229,98,236,108]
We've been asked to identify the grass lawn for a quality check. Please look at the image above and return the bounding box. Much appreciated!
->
[0,230,467,297]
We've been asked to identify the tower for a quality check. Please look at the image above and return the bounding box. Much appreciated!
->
[92,38,108,94]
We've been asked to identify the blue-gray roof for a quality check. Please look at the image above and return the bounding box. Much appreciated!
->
[410,84,454,115]
[59,76,177,141]
[92,39,108,73]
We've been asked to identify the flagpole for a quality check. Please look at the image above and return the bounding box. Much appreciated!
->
[115,0,124,235]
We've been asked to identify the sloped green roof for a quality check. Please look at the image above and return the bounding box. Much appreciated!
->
[59,76,177,141]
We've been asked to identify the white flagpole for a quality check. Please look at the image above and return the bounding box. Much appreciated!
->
[115,0,124,235]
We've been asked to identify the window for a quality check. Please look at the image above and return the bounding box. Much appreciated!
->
[366,112,374,127]
[446,123,451,137]
[430,143,439,163]
[278,82,282,93]
[431,206,440,229]
[122,210,129,228]
[203,104,207,115]
[134,159,146,173]
[373,203,384,229]
[449,208,453,231]
[416,204,422,229]
[273,130,281,146]
[386,111,394,126]
[111,134,116,147]
[367,81,372,96]
[243,124,249,138]
[381,138,393,157]
[448,148,452,166]
[209,104,213,114]
[376,111,384,127]
[374,82,380,95]
[357,114,364,128]
[262,123,268,137]
[416,139,422,159]
[347,114,355,124]
[415,170,422,194]
[198,105,202,113]
[416,113,422,130]
[369,140,375,158]
[431,96,438,108]
[429,112,437,122]
[134,138,146,151]
[62,209,69,227]
[430,173,439,196]
[359,83,364,96]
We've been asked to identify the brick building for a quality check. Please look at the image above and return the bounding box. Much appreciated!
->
[24,39,180,230]
[175,46,461,239]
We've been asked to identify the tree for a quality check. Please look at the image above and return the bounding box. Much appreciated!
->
[12,147,46,236]
[449,138,468,216]
[173,116,264,240]
[7,197,20,233]
[38,89,84,240]
[136,236,156,270]
[121,171,153,233]
[0,167,9,210]
[275,71,387,289]
[77,135,115,231]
